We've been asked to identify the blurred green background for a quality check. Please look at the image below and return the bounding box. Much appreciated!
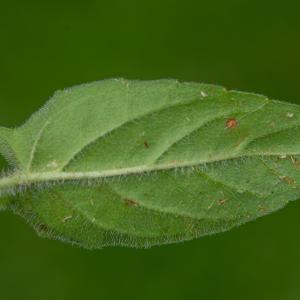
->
[1,0,300,299]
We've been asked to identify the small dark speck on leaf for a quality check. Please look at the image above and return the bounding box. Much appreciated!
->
[144,141,150,148]
[226,118,238,129]
[124,198,138,207]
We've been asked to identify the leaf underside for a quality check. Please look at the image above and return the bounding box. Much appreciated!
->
[0,79,299,249]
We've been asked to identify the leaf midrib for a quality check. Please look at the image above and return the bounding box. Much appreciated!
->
[1,152,299,195]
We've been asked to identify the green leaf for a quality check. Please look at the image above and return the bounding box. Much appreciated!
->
[0,79,299,249]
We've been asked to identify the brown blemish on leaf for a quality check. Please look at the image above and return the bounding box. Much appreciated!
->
[226,118,238,129]
[218,199,226,205]
[144,140,150,148]
[291,156,300,170]
[38,223,48,232]
[258,206,268,213]
[124,198,138,207]
[280,176,296,185]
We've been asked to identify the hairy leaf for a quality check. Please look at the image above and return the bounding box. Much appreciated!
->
[0,79,299,248]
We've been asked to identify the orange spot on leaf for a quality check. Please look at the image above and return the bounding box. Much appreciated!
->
[226,118,238,129]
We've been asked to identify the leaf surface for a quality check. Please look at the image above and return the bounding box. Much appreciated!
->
[0,79,299,248]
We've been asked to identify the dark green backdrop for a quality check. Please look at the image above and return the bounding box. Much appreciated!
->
[1,1,300,299]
